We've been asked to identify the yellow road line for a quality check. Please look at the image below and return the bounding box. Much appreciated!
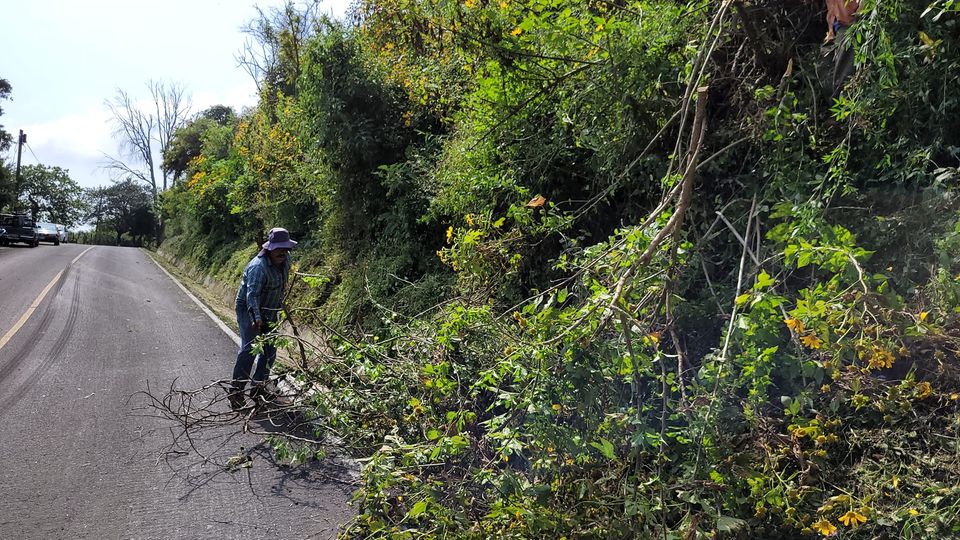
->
[0,246,96,352]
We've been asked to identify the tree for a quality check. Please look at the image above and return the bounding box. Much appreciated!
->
[104,80,192,200]
[151,79,192,191]
[0,78,12,152]
[0,79,14,210]
[18,164,87,226]
[238,1,320,97]
[0,157,13,211]
[84,185,108,231]
[88,179,155,246]
[161,105,237,184]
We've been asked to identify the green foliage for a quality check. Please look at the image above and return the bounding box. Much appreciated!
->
[0,159,12,211]
[161,105,237,183]
[161,0,960,537]
[19,164,87,226]
[0,77,12,152]
[87,179,155,245]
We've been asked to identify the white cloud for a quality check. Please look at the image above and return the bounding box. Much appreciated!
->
[9,105,117,188]
[24,106,115,160]
[192,79,261,115]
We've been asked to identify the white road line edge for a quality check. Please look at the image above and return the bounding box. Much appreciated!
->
[0,246,96,352]
[143,250,241,346]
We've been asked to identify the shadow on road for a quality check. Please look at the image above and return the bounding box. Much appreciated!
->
[128,379,359,518]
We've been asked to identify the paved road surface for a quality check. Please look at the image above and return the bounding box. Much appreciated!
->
[0,244,353,539]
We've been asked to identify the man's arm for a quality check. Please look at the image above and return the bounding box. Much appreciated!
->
[245,264,265,326]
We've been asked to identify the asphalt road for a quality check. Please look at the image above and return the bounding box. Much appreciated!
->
[0,244,353,539]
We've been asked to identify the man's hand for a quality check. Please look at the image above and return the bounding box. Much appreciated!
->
[252,319,263,332]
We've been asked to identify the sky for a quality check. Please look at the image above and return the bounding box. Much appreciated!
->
[1,0,351,190]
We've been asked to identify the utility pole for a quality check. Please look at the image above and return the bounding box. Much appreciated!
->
[14,130,25,212]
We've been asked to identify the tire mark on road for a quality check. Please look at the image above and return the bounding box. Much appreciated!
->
[46,265,82,362]
[0,267,81,416]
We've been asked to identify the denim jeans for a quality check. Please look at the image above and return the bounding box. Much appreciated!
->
[231,307,277,391]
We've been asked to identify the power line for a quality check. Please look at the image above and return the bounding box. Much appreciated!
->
[24,141,41,165]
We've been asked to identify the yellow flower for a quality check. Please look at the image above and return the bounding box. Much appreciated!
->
[838,510,867,527]
[499,0,508,8]
[595,23,604,32]
[867,348,895,370]
[784,317,805,333]
[892,475,899,489]
[511,27,522,36]
[551,404,561,411]
[801,333,823,349]
[465,214,475,226]
[916,381,933,399]
[464,0,476,7]
[812,518,837,536]
[950,393,958,400]
[919,311,929,322]
[445,226,454,243]
[908,508,920,516]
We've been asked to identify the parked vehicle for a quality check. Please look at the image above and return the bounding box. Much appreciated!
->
[0,226,6,243]
[36,222,60,245]
[0,214,40,247]
[55,224,68,243]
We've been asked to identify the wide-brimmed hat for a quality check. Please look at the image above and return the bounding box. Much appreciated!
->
[261,227,298,251]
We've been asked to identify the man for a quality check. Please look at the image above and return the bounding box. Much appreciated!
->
[824,0,860,98]
[228,227,297,410]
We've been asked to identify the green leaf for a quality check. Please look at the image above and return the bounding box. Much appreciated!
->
[408,500,428,519]
[735,293,751,306]
[590,437,616,460]
[716,516,747,532]
[754,270,775,290]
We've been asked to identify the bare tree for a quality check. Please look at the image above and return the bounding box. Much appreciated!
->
[236,1,322,96]
[104,80,192,201]
[151,80,192,191]
[105,88,157,200]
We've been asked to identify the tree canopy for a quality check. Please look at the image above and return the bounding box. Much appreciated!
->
[0,77,12,153]
[86,179,154,245]
[161,105,237,185]
[18,164,86,225]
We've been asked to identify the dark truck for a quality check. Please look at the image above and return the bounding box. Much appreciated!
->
[0,213,40,247]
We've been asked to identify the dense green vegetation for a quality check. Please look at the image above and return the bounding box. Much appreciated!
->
[160,0,960,537]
